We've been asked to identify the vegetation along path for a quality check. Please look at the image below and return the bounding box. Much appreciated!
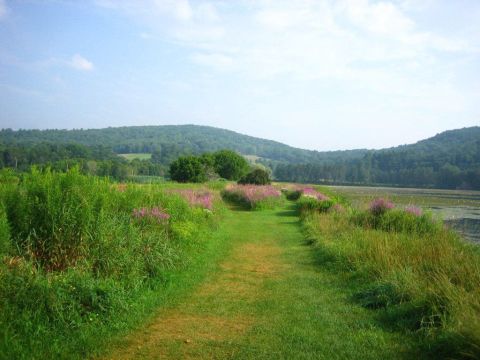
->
[104,204,421,359]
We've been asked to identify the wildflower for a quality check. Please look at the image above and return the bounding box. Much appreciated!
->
[405,205,422,217]
[301,187,330,201]
[132,207,170,223]
[369,198,394,216]
[224,184,281,206]
[176,189,214,210]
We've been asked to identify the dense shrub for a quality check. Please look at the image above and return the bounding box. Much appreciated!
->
[283,189,302,201]
[369,198,395,216]
[352,199,440,236]
[297,196,334,213]
[238,168,271,185]
[169,155,208,183]
[168,150,250,183]
[295,187,337,214]
[213,150,249,180]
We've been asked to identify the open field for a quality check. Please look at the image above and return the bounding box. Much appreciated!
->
[118,153,152,161]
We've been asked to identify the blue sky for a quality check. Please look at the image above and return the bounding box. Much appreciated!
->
[0,0,479,150]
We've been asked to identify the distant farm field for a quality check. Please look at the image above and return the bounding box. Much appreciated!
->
[118,153,152,160]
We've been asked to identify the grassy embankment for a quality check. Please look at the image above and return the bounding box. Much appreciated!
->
[298,185,480,359]
[0,169,230,359]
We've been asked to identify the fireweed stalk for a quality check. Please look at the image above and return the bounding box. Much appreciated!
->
[132,207,170,222]
[175,190,214,210]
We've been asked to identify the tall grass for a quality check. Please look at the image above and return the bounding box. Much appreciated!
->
[0,168,224,359]
[302,200,480,358]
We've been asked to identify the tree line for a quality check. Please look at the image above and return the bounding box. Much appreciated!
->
[1,125,479,189]
[0,143,165,180]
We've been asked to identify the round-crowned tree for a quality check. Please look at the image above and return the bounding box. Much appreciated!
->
[213,150,249,180]
[169,155,207,183]
[238,168,271,185]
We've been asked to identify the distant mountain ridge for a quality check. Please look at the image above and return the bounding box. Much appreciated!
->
[274,126,480,189]
[0,124,479,189]
[0,125,368,164]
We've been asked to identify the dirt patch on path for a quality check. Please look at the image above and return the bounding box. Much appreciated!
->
[104,240,285,359]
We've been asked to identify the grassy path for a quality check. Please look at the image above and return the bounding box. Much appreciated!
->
[104,205,419,359]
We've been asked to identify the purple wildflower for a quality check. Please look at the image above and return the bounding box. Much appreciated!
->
[405,205,422,217]
[176,189,214,210]
[369,198,395,216]
[225,184,281,206]
[301,187,330,201]
[132,206,170,223]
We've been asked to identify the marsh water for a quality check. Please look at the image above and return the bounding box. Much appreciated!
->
[328,185,480,244]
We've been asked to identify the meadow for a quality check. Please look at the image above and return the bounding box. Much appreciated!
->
[1,172,479,359]
[0,169,227,359]
[328,185,480,243]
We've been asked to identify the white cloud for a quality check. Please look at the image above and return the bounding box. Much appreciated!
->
[95,0,479,138]
[69,54,94,71]
[343,0,414,38]
[191,52,234,70]
[140,32,153,39]
[196,3,219,22]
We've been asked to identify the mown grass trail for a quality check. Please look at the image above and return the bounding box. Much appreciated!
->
[103,204,423,359]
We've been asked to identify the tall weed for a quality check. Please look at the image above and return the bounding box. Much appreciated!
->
[0,169,223,359]
[303,210,480,358]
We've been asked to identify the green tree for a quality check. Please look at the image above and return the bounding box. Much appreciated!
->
[213,150,249,180]
[238,168,271,185]
[169,155,207,183]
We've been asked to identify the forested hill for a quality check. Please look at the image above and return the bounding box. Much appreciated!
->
[0,125,479,189]
[274,126,480,189]
[0,125,367,165]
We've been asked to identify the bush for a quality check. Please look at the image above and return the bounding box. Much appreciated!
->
[169,156,209,183]
[221,184,282,210]
[369,198,395,216]
[297,196,335,214]
[238,168,271,185]
[283,189,302,201]
[352,201,440,236]
[213,150,249,181]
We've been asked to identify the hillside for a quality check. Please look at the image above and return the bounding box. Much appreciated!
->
[0,125,479,189]
[0,125,367,165]
[274,126,480,189]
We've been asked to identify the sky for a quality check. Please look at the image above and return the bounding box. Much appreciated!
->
[0,0,479,151]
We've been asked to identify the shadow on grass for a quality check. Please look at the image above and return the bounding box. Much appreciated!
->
[275,204,299,218]
[306,243,436,359]
[222,198,251,211]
